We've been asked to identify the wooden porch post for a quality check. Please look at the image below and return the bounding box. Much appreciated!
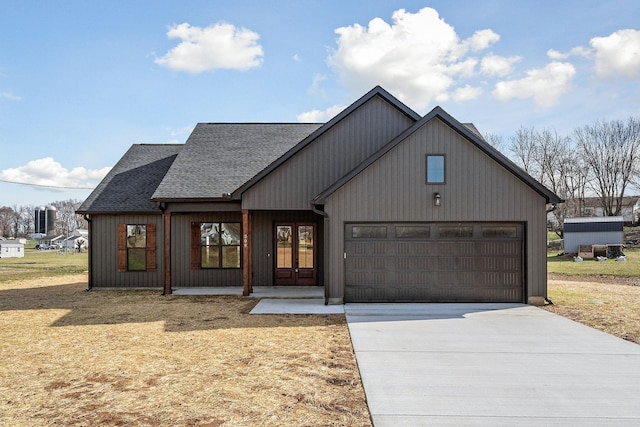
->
[242,209,252,296]
[163,210,172,295]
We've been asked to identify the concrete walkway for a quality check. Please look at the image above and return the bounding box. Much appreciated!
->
[173,286,323,299]
[345,303,640,426]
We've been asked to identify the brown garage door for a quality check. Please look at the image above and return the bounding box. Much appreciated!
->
[344,222,524,303]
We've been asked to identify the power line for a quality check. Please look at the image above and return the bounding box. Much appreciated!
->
[0,178,95,190]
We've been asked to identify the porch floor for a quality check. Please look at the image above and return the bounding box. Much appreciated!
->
[172,286,324,299]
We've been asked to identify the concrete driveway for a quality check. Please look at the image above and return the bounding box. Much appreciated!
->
[345,303,640,426]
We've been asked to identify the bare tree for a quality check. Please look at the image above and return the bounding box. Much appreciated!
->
[19,205,34,236]
[509,126,541,180]
[575,117,640,216]
[508,126,590,237]
[0,206,13,237]
[483,132,506,152]
[52,199,87,236]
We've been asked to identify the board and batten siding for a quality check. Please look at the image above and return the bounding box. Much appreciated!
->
[242,95,416,210]
[90,214,165,288]
[170,212,242,287]
[323,118,548,303]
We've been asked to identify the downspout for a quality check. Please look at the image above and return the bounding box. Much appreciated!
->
[158,202,171,296]
[311,202,330,305]
[84,215,93,291]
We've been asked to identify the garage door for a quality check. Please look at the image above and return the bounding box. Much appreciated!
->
[344,222,524,302]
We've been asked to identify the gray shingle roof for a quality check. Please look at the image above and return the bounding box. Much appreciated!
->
[77,144,182,213]
[150,123,322,201]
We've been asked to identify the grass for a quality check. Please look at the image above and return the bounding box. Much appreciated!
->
[544,277,640,344]
[2,246,638,424]
[547,247,640,277]
[0,275,371,426]
[0,250,88,282]
[546,248,640,345]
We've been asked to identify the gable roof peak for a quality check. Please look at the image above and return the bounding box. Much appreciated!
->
[313,102,562,205]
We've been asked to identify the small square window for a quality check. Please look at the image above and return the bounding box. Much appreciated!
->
[426,155,445,184]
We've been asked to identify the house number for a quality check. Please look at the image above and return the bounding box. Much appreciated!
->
[243,233,248,248]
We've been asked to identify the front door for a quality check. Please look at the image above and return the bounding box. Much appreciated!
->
[274,223,316,285]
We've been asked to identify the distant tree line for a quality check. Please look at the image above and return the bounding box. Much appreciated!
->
[486,115,640,237]
[0,199,87,238]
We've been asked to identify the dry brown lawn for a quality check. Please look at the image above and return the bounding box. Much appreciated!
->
[0,275,371,426]
[544,274,640,345]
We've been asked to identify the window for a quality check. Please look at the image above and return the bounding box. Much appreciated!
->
[426,155,445,184]
[352,225,387,239]
[396,225,430,238]
[117,223,156,272]
[127,225,147,270]
[439,226,473,238]
[199,222,241,269]
[482,226,517,238]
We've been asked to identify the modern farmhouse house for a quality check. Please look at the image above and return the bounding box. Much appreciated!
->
[77,86,561,305]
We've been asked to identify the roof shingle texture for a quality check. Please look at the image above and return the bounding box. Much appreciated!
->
[151,123,322,200]
[77,144,182,213]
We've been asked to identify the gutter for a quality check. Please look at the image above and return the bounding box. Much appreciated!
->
[311,202,330,306]
[84,215,93,291]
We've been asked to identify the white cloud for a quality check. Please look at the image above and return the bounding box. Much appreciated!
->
[546,49,568,60]
[296,105,346,123]
[308,74,327,97]
[452,85,483,102]
[155,22,264,73]
[590,29,640,78]
[463,29,500,52]
[0,158,111,189]
[292,54,302,62]
[480,54,521,76]
[168,125,195,138]
[1,91,22,101]
[492,61,576,108]
[328,7,500,109]
[570,46,592,58]
[547,46,592,60]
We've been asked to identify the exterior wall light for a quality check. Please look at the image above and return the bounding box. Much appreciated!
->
[434,192,441,206]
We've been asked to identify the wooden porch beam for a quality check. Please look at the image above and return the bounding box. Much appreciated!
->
[242,209,252,296]
[163,210,172,295]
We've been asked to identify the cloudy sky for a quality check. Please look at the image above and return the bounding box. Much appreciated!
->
[1,0,639,206]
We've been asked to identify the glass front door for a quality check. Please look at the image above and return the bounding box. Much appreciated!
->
[274,223,316,285]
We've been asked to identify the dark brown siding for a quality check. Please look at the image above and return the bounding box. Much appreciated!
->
[90,214,164,288]
[171,212,242,287]
[242,95,416,210]
[323,118,548,303]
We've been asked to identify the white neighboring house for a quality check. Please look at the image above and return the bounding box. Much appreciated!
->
[0,240,25,258]
[63,229,89,251]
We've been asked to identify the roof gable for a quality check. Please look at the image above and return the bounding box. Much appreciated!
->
[151,123,322,201]
[314,106,562,205]
[77,144,182,213]
[232,86,421,198]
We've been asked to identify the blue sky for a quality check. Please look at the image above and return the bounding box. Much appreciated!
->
[1,0,639,206]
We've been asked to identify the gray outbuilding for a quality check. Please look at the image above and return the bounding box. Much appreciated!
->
[77,86,561,305]
[563,216,624,255]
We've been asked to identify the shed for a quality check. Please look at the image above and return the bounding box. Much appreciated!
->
[563,216,624,254]
[0,241,25,258]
